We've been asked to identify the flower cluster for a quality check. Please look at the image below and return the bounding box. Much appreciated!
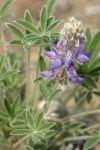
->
[41,17,91,85]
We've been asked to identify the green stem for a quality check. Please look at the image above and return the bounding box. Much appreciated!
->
[51,109,100,124]
[25,49,30,106]
[33,46,42,111]
[82,123,100,132]
[13,135,30,149]
[36,46,42,76]
[62,109,100,123]
[62,135,91,143]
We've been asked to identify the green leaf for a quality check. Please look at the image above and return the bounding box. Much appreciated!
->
[47,19,61,32]
[0,0,13,16]
[0,70,18,81]
[10,129,32,135]
[40,6,47,32]
[6,23,24,39]
[85,27,92,52]
[9,40,22,46]
[87,92,92,103]
[0,54,6,73]
[4,99,12,115]
[93,92,100,97]
[39,122,55,131]
[84,136,100,150]
[12,97,20,114]
[39,56,47,71]
[25,146,33,150]
[0,12,12,20]
[24,10,33,24]
[46,130,55,139]
[14,109,24,117]
[89,57,100,70]
[26,110,35,129]
[47,16,54,27]
[48,89,62,102]
[0,110,9,119]
[89,31,100,60]
[85,77,97,89]
[32,133,40,143]
[90,65,100,73]
[10,120,26,128]
[34,77,43,83]
[51,32,60,37]
[36,112,44,128]
[47,0,57,17]
[15,20,40,34]
[23,33,40,41]
[39,83,47,101]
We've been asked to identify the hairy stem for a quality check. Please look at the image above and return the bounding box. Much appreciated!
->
[13,135,30,149]
[61,135,91,143]
[25,49,30,106]
[83,123,100,132]
[62,109,100,123]
[33,46,42,111]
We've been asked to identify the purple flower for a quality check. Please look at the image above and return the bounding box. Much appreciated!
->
[67,69,83,84]
[73,44,91,63]
[41,69,57,78]
[41,18,91,85]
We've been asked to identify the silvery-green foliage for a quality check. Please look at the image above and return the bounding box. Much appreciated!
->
[10,109,55,144]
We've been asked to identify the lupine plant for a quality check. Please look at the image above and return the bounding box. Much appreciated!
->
[0,0,100,150]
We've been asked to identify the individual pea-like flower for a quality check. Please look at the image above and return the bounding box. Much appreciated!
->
[41,17,91,85]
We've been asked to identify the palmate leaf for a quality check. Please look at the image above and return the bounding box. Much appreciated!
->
[47,0,57,17]
[48,89,62,102]
[39,56,47,71]
[0,110,9,119]
[0,54,6,73]
[0,12,12,20]
[93,92,100,97]
[25,146,33,150]
[9,40,22,46]
[47,16,54,27]
[6,23,24,39]
[39,122,55,131]
[10,129,32,135]
[39,83,47,101]
[4,99,12,115]
[10,120,26,128]
[87,92,92,103]
[36,111,44,129]
[11,97,20,114]
[0,0,13,16]
[85,27,92,52]
[84,136,100,150]
[15,20,40,35]
[84,77,97,89]
[46,19,62,32]
[24,10,33,24]
[26,110,36,130]
[89,57,100,70]
[40,6,47,32]
[0,70,18,81]
[89,31,100,61]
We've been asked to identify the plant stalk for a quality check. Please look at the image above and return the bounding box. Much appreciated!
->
[62,109,100,123]
[13,135,30,149]
[25,49,31,106]
[33,46,42,111]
